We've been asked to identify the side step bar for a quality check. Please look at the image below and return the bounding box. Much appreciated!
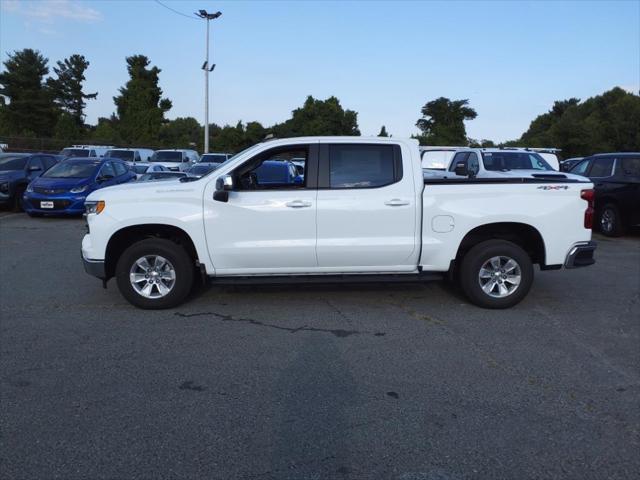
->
[208,272,445,286]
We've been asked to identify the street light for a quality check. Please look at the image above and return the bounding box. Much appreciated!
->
[195,9,222,154]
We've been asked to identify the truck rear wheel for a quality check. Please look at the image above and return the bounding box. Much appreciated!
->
[459,239,533,309]
[115,238,194,309]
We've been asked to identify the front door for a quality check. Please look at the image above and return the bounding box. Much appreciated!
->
[204,143,319,275]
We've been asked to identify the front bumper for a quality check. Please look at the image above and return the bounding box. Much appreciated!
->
[565,241,597,268]
[23,191,87,215]
[82,252,106,279]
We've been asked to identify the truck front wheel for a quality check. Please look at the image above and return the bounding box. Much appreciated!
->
[115,238,195,309]
[459,239,533,309]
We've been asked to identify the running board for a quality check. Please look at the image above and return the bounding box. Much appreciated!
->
[208,272,444,286]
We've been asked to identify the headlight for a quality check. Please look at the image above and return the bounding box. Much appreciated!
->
[70,185,89,193]
[26,184,34,193]
[0,182,9,194]
[85,200,105,215]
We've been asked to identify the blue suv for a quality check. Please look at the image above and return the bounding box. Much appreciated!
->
[23,157,135,216]
[0,153,63,211]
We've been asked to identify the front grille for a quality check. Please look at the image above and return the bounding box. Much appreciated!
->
[34,187,67,194]
[26,199,72,210]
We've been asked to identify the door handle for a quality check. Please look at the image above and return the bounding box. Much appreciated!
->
[384,199,410,206]
[285,200,312,208]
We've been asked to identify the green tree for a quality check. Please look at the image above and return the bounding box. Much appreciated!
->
[54,112,82,142]
[47,54,97,128]
[0,49,56,136]
[272,96,360,137]
[160,117,202,149]
[113,55,172,144]
[378,125,389,137]
[415,97,477,145]
[516,88,640,157]
[91,115,122,145]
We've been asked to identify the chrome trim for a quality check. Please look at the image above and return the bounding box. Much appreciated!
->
[564,241,597,268]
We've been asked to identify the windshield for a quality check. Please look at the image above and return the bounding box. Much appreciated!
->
[139,172,184,181]
[60,148,92,158]
[106,150,135,161]
[0,155,28,170]
[201,154,227,163]
[208,144,262,173]
[482,152,553,171]
[189,164,216,176]
[43,160,100,178]
[151,151,182,162]
[131,164,150,174]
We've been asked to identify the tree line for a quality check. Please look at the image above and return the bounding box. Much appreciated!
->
[1,48,638,157]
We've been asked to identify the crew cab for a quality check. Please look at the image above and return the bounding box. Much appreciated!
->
[424,148,578,181]
[81,137,596,310]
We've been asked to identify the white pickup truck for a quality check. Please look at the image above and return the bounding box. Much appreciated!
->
[81,137,596,310]
[423,148,573,180]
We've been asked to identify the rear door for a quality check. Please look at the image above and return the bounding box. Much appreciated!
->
[315,142,418,271]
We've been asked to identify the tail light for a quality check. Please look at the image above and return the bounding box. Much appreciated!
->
[581,189,594,229]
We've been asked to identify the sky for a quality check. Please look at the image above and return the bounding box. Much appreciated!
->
[1,0,639,142]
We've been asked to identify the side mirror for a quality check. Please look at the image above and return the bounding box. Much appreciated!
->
[454,162,469,177]
[213,174,233,202]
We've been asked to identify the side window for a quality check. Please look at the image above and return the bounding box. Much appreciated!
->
[571,159,591,176]
[234,146,308,190]
[467,152,480,175]
[449,152,469,171]
[588,158,614,177]
[620,157,640,176]
[113,162,127,176]
[27,156,45,171]
[134,152,141,162]
[328,144,398,188]
[100,162,116,178]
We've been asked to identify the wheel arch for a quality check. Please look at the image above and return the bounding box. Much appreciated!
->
[454,222,546,267]
[104,224,200,280]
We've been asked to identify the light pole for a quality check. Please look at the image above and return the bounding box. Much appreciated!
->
[196,9,221,154]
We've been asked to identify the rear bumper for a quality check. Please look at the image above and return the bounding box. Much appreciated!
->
[565,241,597,268]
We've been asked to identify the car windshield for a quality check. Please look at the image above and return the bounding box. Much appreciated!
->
[188,164,216,176]
[131,164,150,174]
[151,151,182,162]
[106,150,135,161]
[60,148,92,158]
[482,152,553,171]
[43,160,99,178]
[139,172,184,181]
[0,155,28,170]
[201,154,227,163]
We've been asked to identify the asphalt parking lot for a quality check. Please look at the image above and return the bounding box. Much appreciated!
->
[1,211,639,480]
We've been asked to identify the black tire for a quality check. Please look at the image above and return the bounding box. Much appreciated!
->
[115,238,194,309]
[459,239,534,309]
[27,211,42,218]
[597,203,625,237]
[12,187,25,212]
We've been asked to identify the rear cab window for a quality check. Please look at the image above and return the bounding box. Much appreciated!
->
[325,144,401,189]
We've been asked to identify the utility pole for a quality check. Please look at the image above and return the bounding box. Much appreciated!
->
[196,9,221,154]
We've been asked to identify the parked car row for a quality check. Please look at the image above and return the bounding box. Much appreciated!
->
[419,146,639,237]
[0,148,297,215]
